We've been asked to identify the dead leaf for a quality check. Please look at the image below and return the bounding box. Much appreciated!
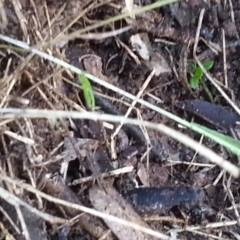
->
[63,136,99,161]
[137,164,149,187]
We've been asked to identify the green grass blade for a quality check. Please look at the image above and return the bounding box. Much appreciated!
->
[78,74,95,111]
[190,122,240,156]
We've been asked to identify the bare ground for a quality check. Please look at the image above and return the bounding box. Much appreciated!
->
[1,0,240,239]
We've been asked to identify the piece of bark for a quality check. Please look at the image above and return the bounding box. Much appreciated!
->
[175,99,240,131]
[123,186,205,215]
[41,175,114,240]
[89,184,157,240]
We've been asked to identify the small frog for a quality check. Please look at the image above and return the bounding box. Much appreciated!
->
[130,33,171,76]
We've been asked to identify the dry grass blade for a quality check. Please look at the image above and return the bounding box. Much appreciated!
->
[0,174,172,240]
[0,0,7,29]
[0,186,66,224]
[0,33,220,139]
[124,0,134,18]
[77,26,132,40]
[2,1,240,240]
[35,0,177,47]
[69,166,134,186]
[0,108,239,177]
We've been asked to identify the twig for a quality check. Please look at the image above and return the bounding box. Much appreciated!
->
[0,174,172,240]
[69,166,134,186]
[222,29,228,88]
[0,185,66,224]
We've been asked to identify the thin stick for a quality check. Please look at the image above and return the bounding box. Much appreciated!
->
[222,29,228,88]
[228,0,239,39]
[112,69,155,138]
[15,206,30,240]
[0,205,21,234]
[0,186,66,224]
[0,174,172,240]
[69,166,134,186]
[3,130,35,145]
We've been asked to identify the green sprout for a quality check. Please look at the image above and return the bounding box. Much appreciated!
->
[189,60,214,89]
[78,74,95,111]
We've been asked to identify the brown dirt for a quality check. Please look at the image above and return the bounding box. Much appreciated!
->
[1,0,240,239]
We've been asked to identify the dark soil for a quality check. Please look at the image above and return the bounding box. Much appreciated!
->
[1,0,240,239]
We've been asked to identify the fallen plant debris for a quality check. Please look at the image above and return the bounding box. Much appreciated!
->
[66,45,169,161]
[123,186,205,216]
[41,175,115,240]
[1,0,240,239]
[89,183,157,240]
[175,99,240,132]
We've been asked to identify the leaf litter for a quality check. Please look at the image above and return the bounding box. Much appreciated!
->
[1,0,240,239]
